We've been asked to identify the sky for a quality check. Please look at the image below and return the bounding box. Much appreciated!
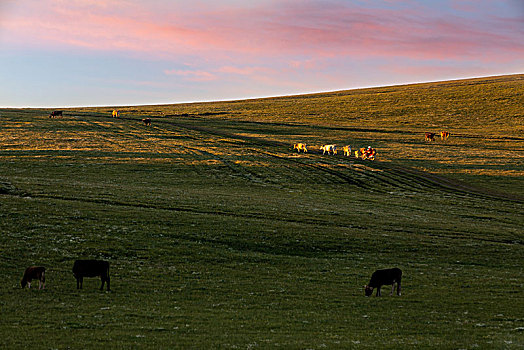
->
[0,0,523,107]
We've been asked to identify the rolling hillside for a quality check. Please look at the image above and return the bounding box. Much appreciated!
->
[75,73,524,197]
[0,74,523,348]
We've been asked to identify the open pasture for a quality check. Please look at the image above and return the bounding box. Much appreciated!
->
[0,75,523,348]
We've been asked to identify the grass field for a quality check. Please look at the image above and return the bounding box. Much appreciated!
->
[1,74,523,348]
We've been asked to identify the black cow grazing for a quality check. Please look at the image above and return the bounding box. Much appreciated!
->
[73,260,110,291]
[364,267,402,297]
[49,111,63,118]
[21,266,46,289]
[142,118,152,126]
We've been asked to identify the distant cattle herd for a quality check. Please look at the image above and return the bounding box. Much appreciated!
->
[294,129,450,161]
[295,143,378,161]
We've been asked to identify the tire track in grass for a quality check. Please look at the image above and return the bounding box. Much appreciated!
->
[67,114,320,185]
[83,114,523,203]
[120,115,358,186]
[151,119,422,192]
[1,189,520,248]
[66,117,126,150]
[258,150,371,189]
[148,117,521,199]
[388,166,523,203]
[0,190,369,232]
[75,117,182,155]
[158,118,523,193]
[148,118,377,189]
[72,115,221,165]
[150,117,519,201]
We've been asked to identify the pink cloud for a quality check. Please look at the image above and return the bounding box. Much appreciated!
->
[164,69,216,82]
[1,0,522,64]
[217,66,272,76]
[382,63,493,80]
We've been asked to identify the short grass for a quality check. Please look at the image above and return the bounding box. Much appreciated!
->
[0,75,523,348]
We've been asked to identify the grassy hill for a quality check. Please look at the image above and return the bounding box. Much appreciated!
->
[0,74,523,348]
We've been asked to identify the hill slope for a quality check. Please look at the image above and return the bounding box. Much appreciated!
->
[6,73,524,197]
[0,74,522,348]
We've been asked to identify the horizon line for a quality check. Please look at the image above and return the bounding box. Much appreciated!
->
[1,73,522,109]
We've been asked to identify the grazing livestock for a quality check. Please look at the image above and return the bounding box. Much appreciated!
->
[73,260,110,291]
[293,143,308,153]
[440,131,450,140]
[112,110,119,118]
[21,266,45,289]
[358,147,377,161]
[320,144,337,155]
[49,111,63,118]
[367,148,377,161]
[142,118,152,126]
[342,145,352,157]
[364,267,402,297]
[425,132,436,141]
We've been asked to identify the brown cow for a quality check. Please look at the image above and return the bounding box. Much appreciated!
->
[49,111,63,118]
[440,131,450,140]
[112,110,119,118]
[293,143,308,153]
[142,118,152,126]
[21,266,46,289]
[425,132,435,141]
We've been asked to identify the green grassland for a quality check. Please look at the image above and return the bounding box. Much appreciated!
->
[1,74,523,348]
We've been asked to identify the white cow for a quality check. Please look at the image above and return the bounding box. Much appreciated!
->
[293,143,308,153]
[320,144,337,155]
[342,145,352,157]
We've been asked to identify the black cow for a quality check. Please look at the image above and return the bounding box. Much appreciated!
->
[73,260,110,291]
[21,266,46,289]
[364,267,402,296]
[49,111,63,118]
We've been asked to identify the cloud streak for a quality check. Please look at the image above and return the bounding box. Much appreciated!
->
[164,69,216,82]
[2,0,523,62]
